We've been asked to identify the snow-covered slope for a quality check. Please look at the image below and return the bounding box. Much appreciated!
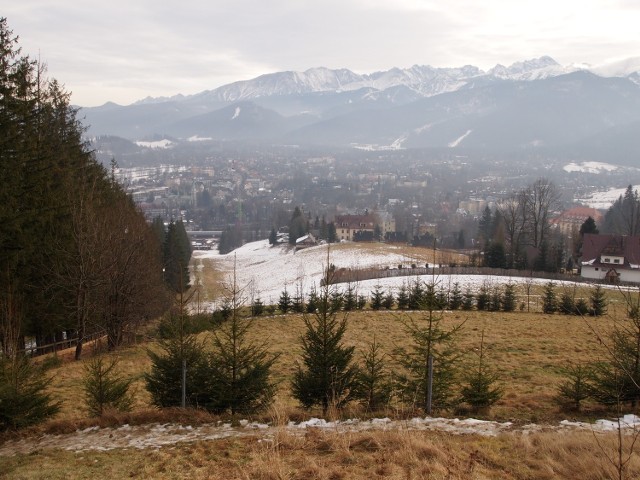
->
[193,240,577,309]
[192,57,578,103]
[487,56,577,80]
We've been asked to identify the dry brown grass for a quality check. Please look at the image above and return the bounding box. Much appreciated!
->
[325,241,469,265]
[5,271,639,478]
[193,256,227,301]
[39,295,624,423]
[3,428,640,479]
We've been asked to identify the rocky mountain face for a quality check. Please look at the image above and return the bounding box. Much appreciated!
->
[81,57,640,164]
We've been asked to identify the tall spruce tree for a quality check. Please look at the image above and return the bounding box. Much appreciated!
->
[164,221,191,293]
[590,285,608,317]
[292,255,358,414]
[204,268,278,414]
[354,336,391,411]
[269,228,278,245]
[604,185,640,235]
[289,207,306,245]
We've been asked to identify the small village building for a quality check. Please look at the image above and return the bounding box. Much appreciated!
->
[376,210,396,237]
[551,206,604,236]
[334,214,378,241]
[580,233,640,284]
[295,233,317,250]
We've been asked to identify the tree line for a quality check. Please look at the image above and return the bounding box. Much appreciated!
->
[0,19,175,358]
[481,180,640,274]
[0,18,182,428]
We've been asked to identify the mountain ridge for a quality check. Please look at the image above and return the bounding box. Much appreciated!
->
[132,56,578,106]
[80,58,640,164]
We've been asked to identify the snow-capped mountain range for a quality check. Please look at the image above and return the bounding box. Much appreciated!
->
[82,56,640,164]
[135,56,583,105]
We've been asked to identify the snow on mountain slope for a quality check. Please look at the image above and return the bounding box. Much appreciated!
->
[135,139,174,149]
[563,161,619,173]
[129,56,639,110]
[195,57,574,103]
[487,56,578,80]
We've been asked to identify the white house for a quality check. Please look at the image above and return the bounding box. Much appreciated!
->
[580,234,640,284]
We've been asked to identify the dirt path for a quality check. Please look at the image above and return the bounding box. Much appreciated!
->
[3,415,637,456]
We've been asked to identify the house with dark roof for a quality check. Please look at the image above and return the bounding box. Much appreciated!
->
[580,234,640,284]
[334,214,378,241]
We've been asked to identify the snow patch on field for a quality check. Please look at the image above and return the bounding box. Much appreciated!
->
[563,161,619,174]
[187,135,213,142]
[193,240,575,308]
[135,139,173,149]
[2,415,639,455]
[576,184,640,209]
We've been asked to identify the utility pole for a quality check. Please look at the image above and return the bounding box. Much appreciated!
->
[181,358,187,408]
[427,355,434,415]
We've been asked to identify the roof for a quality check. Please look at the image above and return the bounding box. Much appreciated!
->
[551,206,604,226]
[581,234,640,269]
[295,233,316,244]
[334,214,377,230]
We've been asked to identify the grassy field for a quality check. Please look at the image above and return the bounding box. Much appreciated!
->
[3,275,640,478]
[3,421,640,479]
[40,301,621,423]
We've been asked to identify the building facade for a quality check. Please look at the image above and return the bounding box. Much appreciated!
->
[581,234,640,284]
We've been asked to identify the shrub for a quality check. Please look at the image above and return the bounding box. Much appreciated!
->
[590,285,607,317]
[555,363,591,412]
[542,282,557,314]
[84,356,133,417]
[459,331,502,413]
[501,284,516,312]
[0,357,60,430]
[559,291,575,315]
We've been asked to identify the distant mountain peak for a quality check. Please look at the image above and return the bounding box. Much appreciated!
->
[133,93,186,105]
[487,56,573,80]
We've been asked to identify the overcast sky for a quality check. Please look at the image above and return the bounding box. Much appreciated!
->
[4,1,640,107]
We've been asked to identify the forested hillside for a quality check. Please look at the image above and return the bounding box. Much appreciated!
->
[0,18,170,361]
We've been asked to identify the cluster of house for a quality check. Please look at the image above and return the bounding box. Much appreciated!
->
[550,206,640,284]
[294,206,640,286]
[294,211,396,250]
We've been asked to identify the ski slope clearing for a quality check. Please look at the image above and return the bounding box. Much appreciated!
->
[193,240,575,308]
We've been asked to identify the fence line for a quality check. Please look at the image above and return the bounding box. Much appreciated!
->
[328,265,582,286]
[18,329,106,357]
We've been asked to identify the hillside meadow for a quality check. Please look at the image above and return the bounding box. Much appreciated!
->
[3,282,640,479]
[40,298,625,423]
[3,241,640,479]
